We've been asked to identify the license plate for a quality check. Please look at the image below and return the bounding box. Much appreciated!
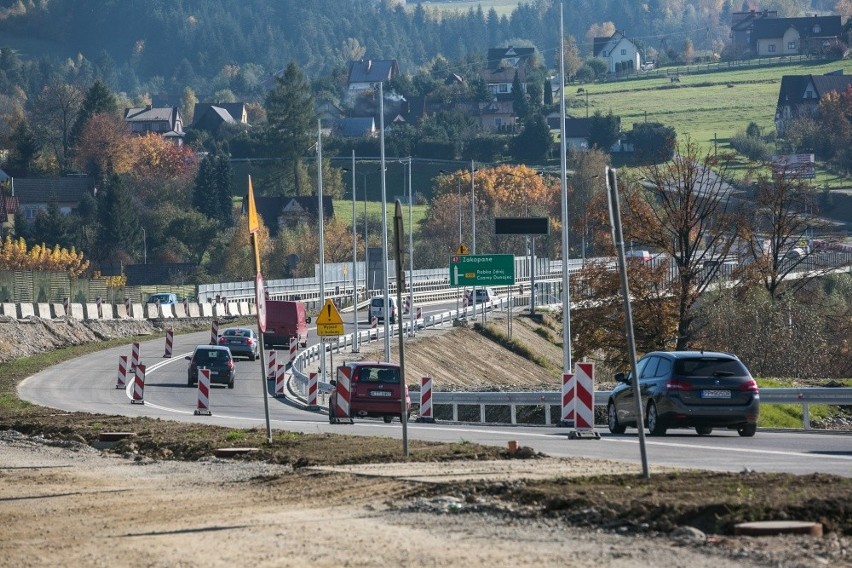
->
[370,390,392,397]
[210,370,219,376]
[701,389,731,399]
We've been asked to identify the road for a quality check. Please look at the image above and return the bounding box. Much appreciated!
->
[18,308,852,478]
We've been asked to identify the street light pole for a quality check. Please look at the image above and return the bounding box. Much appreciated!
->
[559,0,573,374]
[142,228,147,264]
[407,157,414,337]
[351,150,359,352]
[379,82,391,362]
[470,160,477,321]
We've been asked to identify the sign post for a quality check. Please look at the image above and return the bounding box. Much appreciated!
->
[449,254,515,287]
[315,299,345,337]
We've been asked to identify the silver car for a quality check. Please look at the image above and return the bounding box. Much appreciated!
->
[217,327,260,361]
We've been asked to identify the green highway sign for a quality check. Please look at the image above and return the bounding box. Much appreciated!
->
[449,254,515,286]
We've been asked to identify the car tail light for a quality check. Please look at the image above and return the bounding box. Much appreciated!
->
[739,379,759,393]
[665,378,692,392]
[218,337,226,345]
[245,337,256,345]
[227,359,234,370]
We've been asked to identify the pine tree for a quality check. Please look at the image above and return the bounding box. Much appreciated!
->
[214,155,234,226]
[70,80,117,148]
[96,175,141,263]
[192,155,217,219]
[511,70,528,118]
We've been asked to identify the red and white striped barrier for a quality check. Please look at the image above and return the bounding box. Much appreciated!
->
[130,342,140,371]
[416,307,422,319]
[403,298,410,313]
[307,371,318,408]
[561,372,575,426]
[274,363,287,398]
[194,368,212,415]
[266,350,276,379]
[417,376,434,423]
[163,328,173,358]
[289,337,297,366]
[573,362,597,435]
[210,319,218,344]
[332,366,352,422]
[115,355,128,389]
[130,364,145,404]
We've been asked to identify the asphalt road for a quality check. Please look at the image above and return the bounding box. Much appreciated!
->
[18,309,852,478]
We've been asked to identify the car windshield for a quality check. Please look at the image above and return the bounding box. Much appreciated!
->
[223,329,249,337]
[674,358,748,377]
[195,349,227,363]
[357,367,400,383]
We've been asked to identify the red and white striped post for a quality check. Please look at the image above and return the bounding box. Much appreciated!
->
[130,342,140,371]
[209,319,219,344]
[561,372,575,426]
[307,371,318,409]
[572,362,598,437]
[289,336,297,367]
[416,307,422,319]
[417,376,434,423]
[274,363,286,398]
[130,364,145,404]
[194,368,212,415]
[266,349,276,379]
[115,355,128,389]
[332,366,352,423]
[370,316,378,340]
[163,328,174,358]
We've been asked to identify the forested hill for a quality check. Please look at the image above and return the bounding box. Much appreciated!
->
[0,0,817,99]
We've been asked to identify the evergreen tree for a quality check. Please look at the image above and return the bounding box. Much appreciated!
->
[543,77,553,106]
[70,80,117,148]
[214,155,234,226]
[511,70,528,118]
[588,110,620,152]
[96,175,141,263]
[31,196,71,249]
[264,60,315,196]
[509,113,551,162]
[192,154,218,220]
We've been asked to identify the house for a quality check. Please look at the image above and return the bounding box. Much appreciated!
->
[191,102,249,133]
[730,9,778,54]
[243,195,334,237]
[338,117,377,138]
[7,176,94,222]
[552,116,626,152]
[346,59,399,96]
[592,31,641,75]
[774,71,852,135]
[486,46,536,71]
[482,66,527,101]
[751,15,843,57]
[458,100,517,133]
[124,105,185,145]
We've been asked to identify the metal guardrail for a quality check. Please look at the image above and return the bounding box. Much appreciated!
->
[288,302,852,430]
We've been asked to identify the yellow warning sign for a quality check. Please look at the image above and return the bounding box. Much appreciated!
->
[456,243,469,255]
[316,299,344,336]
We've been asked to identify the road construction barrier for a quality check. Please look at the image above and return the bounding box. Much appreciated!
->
[194,368,212,415]
[131,364,145,404]
[417,376,434,423]
[307,371,318,408]
[331,366,352,422]
[561,372,575,426]
[289,337,297,367]
[163,328,173,358]
[130,342,140,371]
[572,362,598,437]
[266,350,276,379]
[416,307,422,319]
[274,363,286,398]
[115,355,128,389]
[210,319,218,345]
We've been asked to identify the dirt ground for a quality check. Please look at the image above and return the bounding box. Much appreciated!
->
[2,312,850,566]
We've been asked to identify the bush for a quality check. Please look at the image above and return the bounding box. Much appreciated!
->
[729,132,770,161]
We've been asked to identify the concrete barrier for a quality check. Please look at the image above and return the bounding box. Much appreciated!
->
[174,303,188,318]
[2,303,17,317]
[70,303,85,319]
[51,303,66,318]
[189,303,202,318]
[213,303,228,318]
[200,303,213,318]
[20,303,36,318]
[115,303,130,319]
[238,302,250,316]
[130,303,144,319]
[100,304,114,320]
[36,303,52,318]
[84,303,100,319]
[160,304,174,318]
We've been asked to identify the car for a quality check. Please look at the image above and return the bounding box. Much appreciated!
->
[607,351,759,437]
[369,296,398,324]
[329,361,410,423]
[147,292,178,305]
[185,345,235,388]
[472,287,497,304]
[217,327,259,360]
[625,249,652,262]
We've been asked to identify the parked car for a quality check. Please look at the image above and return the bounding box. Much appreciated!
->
[369,296,398,324]
[329,361,410,423]
[185,345,235,388]
[147,292,178,304]
[217,327,259,361]
[607,351,759,437]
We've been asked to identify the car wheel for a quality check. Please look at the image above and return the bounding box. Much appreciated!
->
[249,352,256,361]
[737,423,757,437]
[228,377,235,389]
[696,426,713,436]
[646,402,667,436]
[328,401,336,424]
[382,416,393,423]
[607,402,626,434]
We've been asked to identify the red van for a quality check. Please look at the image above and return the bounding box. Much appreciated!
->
[329,361,410,423]
[262,300,311,348]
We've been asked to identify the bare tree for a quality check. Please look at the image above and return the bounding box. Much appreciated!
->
[30,81,83,173]
[623,140,740,350]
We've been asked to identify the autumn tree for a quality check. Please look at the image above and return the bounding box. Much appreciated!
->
[559,35,583,80]
[69,80,118,147]
[621,140,741,350]
[72,113,136,181]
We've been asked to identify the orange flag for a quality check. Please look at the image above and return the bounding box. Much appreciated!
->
[247,175,260,234]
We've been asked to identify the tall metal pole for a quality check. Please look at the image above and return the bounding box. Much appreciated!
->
[379,82,391,362]
[408,156,415,337]
[470,160,477,321]
[351,150,359,353]
[559,0,573,373]
[317,121,327,383]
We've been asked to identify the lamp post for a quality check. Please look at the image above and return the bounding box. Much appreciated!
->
[560,0,574,375]
[142,228,147,264]
[507,170,543,315]
[576,87,589,118]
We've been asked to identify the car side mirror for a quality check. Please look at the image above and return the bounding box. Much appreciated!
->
[614,371,626,383]
[329,379,337,387]
[306,316,312,324]
[185,355,191,361]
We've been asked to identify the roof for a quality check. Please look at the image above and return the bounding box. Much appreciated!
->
[347,59,399,85]
[192,103,247,127]
[0,168,9,182]
[482,66,527,84]
[340,117,376,138]
[563,117,593,138]
[242,195,334,236]
[776,72,852,110]
[593,31,629,57]
[752,15,842,40]
[731,10,778,32]
[645,351,738,360]
[9,176,94,204]
[124,106,178,122]
[486,46,536,70]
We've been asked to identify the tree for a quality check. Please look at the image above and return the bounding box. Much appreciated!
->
[511,70,528,118]
[559,35,583,80]
[95,175,142,264]
[264,61,316,196]
[587,110,620,152]
[30,196,72,249]
[543,77,553,107]
[69,80,117,147]
[5,121,40,177]
[72,113,136,182]
[627,122,676,165]
[30,81,83,173]
[622,140,741,349]
[509,114,551,163]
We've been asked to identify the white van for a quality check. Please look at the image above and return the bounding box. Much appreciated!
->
[369,296,398,323]
[472,287,497,304]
